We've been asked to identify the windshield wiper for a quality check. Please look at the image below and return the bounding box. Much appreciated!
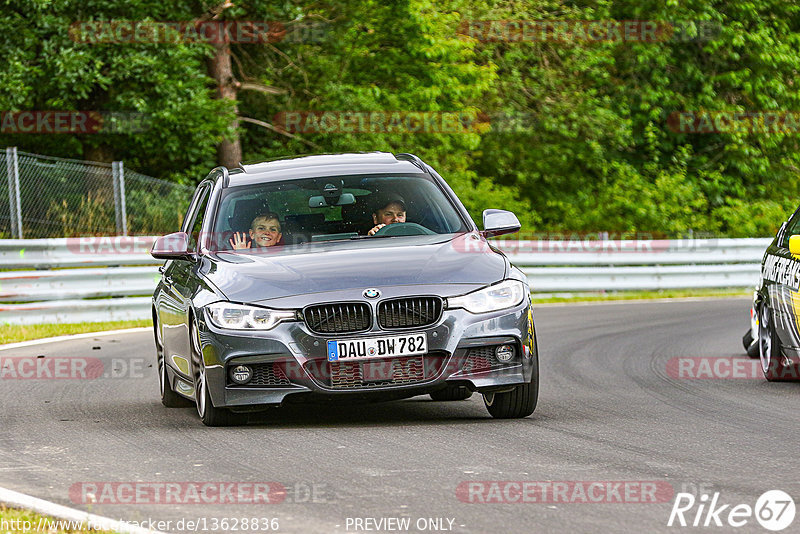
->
[348,234,394,240]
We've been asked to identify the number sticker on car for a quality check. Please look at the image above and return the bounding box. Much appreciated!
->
[327,334,427,362]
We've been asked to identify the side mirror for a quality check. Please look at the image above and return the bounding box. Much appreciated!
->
[790,235,800,257]
[482,209,521,238]
[151,231,193,260]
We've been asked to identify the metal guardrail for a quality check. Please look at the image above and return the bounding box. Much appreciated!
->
[502,238,770,291]
[0,297,152,325]
[494,238,771,264]
[522,264,760,292]
[0,237,159,269]
[0,237,769,325]
[0,267,159,302]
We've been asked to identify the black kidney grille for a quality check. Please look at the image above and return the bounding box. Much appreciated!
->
[303,303,371,334]
[378,297,443,329]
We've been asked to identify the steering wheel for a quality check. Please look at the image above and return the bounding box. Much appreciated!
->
[373,222,436,236]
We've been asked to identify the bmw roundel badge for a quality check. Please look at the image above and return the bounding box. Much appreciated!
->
[363,288,381,299]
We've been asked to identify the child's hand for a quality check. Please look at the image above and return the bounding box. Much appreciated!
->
[229,232,251,250]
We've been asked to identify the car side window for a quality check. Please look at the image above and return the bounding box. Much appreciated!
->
[187,185,211,252]
[781,212,800,248]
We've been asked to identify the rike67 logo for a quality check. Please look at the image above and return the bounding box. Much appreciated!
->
[668,490,795,531]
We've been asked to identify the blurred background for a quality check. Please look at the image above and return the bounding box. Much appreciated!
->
[1,0,798,238]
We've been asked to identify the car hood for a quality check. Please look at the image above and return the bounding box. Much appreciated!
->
[201,234,507,303]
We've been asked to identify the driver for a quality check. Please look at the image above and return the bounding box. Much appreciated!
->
[368,195,406,236]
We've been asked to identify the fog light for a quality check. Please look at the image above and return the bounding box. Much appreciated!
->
[230,365,253,385]
[495,344,515,362]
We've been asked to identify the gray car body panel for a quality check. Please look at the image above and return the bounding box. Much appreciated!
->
[231,153,426,186]
[199,233,507,304]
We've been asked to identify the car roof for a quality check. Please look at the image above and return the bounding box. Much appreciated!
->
[229,152,426,186]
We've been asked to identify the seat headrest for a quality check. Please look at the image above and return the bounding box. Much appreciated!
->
[283,213,325,230]
[341,196,372,224]
[228,198,270,231]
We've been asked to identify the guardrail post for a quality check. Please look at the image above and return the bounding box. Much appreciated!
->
[112,161,127,236]
[6,147,22,238]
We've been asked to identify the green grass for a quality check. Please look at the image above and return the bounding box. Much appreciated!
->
[0,505,121,533]
[533,287,751,304]
[0,319,151,345]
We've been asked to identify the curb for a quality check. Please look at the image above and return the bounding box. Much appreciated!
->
[0,486,168,534]
[0,327,150,352]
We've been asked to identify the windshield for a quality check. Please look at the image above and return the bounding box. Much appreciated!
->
[208,173,469,252]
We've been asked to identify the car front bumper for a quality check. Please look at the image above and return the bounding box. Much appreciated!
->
[181,295,536,410]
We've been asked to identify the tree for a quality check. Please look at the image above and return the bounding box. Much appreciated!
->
[0,0,232,181]
[465,0,800,236]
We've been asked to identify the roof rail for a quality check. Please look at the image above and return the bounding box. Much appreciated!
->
[210,166,230,187]
[395,153,427,172]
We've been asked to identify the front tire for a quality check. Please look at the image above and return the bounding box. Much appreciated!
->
[758,304,799,382]
[154,315,192,408]
[191,320,246,426]
[483,338,539,419]
[742,329,760,359]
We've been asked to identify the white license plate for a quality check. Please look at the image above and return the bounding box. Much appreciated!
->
[327,333,427,362]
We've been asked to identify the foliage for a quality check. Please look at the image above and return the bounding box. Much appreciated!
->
[0,0,231,180]
[2,0,800,236]
[47,192,115,236]
[467,0,800,237]
[125,182,193,234]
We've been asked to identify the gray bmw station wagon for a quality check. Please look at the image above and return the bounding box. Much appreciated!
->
[151,152,539,425]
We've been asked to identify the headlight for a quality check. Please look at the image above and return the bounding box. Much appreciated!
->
[206,302,295,330]
[447,280,526,314]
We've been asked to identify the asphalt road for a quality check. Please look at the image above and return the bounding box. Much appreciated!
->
[1,298,799,534]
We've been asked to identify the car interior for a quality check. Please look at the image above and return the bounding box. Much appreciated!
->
[211,175,465,251]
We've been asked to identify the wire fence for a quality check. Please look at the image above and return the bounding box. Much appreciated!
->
[125,169,195,236]
[0,147,195,238]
